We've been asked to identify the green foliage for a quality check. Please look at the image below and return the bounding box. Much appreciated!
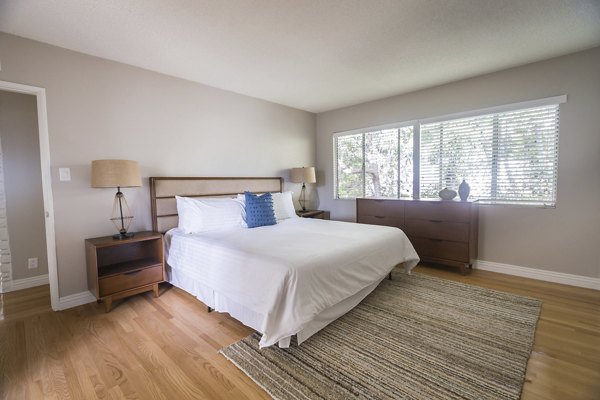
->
[335,127,413,199]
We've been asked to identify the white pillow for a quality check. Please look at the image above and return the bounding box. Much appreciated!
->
[236,191,298,221]
[272,191,298,220]
[176,196,246,233]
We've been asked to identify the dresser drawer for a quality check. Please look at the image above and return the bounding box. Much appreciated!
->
[404,218,469,242]
[99,265,163,297]
[356,198,404,217]
[410,237,469,262]
[405,201,470,222]
[357,215,404,229]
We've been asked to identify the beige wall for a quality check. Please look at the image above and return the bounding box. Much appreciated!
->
[0,33,316,296]
[0,91,48,280]
[316,47,600,279]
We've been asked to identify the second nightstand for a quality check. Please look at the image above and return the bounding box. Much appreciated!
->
[85,231,164,312]
[296,210,330,219]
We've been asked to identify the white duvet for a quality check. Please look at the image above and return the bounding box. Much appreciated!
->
[167,218,419,347]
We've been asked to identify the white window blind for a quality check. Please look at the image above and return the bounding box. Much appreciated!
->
[420,104,560,206]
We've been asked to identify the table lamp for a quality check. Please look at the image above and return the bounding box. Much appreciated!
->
[291,167,316,211]
[91,160,142,239]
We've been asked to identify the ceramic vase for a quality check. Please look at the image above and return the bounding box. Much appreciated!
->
[458,179,470,201]
[438,187,457,200]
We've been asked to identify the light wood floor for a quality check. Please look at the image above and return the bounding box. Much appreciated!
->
[1,264,599,400]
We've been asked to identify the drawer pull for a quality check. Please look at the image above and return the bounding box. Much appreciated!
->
[429,219,443,223]
[375,215,385,219]
[124,270,142,276]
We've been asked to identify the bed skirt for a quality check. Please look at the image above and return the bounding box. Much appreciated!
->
[167,265,385,348]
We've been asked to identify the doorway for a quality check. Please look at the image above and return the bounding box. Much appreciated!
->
[0,81,58,311]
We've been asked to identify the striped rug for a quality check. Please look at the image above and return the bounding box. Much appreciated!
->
[220,273,541,400]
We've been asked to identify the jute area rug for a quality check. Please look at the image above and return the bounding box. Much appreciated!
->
[220,273,541,400]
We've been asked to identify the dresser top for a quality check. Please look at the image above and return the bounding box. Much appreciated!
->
[357,197,478,203]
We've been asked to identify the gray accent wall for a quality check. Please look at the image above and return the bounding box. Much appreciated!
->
[316,47,600,279]
[0,91,48,280]
[0,33,316,297]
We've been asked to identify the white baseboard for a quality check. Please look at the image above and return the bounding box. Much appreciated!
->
[474,260,600,290]
[55,291,96,311]
[1,274,49,293]
[0,277,96,309]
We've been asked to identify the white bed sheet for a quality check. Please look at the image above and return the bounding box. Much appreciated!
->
[166,218,419,348]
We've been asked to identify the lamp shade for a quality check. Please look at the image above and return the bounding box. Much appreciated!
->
[91,160,142,188]
[291,167,316,184]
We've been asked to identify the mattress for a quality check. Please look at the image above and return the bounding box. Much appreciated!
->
[166,218,419,347]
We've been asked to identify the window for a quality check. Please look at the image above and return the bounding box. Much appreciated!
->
[333,97,563,206]
[334,125,414,199]
[421,104,560,205]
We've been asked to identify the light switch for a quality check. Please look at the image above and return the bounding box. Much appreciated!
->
[59,168,71,181]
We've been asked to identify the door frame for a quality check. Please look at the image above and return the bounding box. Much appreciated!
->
[0,80,59,310]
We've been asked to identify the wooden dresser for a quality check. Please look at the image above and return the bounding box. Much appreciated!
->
[357,198,478,274]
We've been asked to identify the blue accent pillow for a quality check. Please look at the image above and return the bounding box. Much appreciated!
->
[244,192,277,228]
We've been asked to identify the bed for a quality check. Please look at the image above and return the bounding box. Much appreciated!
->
[150,177,419,348]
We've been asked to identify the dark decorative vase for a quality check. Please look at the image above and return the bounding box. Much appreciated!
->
[458,179,470,201]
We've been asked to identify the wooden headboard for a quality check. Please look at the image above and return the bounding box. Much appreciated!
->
[149,177,283,232]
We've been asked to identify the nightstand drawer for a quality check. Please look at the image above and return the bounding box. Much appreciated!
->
[296,210,328,219]
[404,219,469,242]
[99,265,163,297]
[410,237,469,262]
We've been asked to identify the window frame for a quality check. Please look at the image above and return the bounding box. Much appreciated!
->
[333,95,566,207]
[333,121,418,200]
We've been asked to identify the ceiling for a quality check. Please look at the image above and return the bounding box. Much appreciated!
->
[1,1,599,113]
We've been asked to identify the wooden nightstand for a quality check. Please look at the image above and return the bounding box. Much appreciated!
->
[85,231,164,312]
[296,210,330,219]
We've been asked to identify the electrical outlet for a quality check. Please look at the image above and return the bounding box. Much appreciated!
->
[28,257,38,269]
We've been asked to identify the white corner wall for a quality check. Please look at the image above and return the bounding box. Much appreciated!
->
[316,47,600,279]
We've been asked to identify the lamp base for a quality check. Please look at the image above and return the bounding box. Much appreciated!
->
[112,232,134,240]
[298,183,308,211]
[110,188,135,240]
